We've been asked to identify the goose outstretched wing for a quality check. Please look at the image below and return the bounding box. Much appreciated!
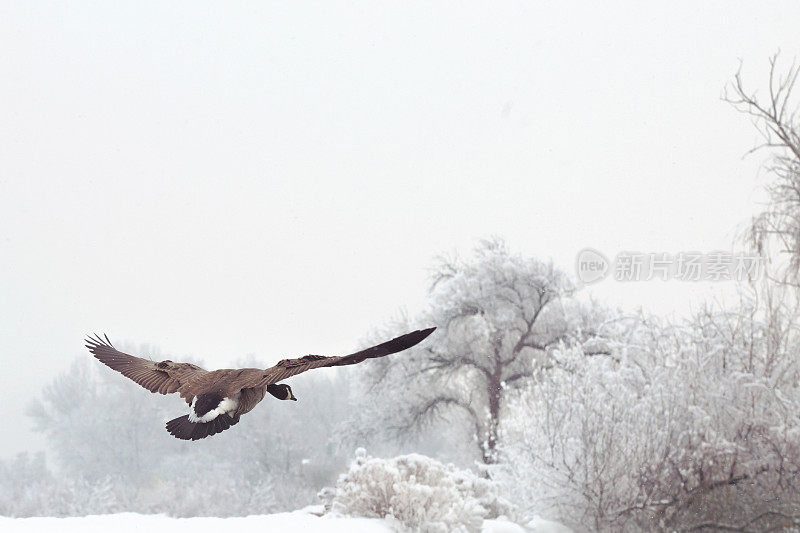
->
[85,334,208,395]
[233,327,436,390]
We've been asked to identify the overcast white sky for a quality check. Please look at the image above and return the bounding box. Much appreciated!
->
[2,1,799,458]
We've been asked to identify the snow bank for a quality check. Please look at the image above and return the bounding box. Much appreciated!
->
[525,516,575,533]
[481,517,573,533]
[0,512,393,533]
[0,512,570,533]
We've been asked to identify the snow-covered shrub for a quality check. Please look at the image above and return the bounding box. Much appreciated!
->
[0,453,122,517]
[498,298,800,531]
[151,476,277,517]
[323,448,515,532]
[55,477,120,516]
[1,476,120,517]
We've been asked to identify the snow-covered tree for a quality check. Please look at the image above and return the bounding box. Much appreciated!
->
[726,54,800,286]
[356,238,607,465]
[26,356,177,487]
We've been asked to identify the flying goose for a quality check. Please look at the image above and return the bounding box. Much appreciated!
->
[85,328,435,441]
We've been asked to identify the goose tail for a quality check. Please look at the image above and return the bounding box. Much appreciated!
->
[165,413,239,441]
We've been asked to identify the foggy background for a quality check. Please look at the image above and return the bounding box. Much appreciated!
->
[3,3,800,530]
[3,1,796,459]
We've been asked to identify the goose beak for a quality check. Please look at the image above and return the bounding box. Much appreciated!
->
[290,396,298,401]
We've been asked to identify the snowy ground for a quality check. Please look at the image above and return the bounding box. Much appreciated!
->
[0,511,571,533]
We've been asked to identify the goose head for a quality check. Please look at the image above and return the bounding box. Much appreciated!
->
[267,383,297,401]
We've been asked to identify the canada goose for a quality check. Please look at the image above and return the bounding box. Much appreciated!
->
[85,328,435,441]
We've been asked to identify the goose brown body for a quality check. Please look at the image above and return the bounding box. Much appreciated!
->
[85,328,435,440]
